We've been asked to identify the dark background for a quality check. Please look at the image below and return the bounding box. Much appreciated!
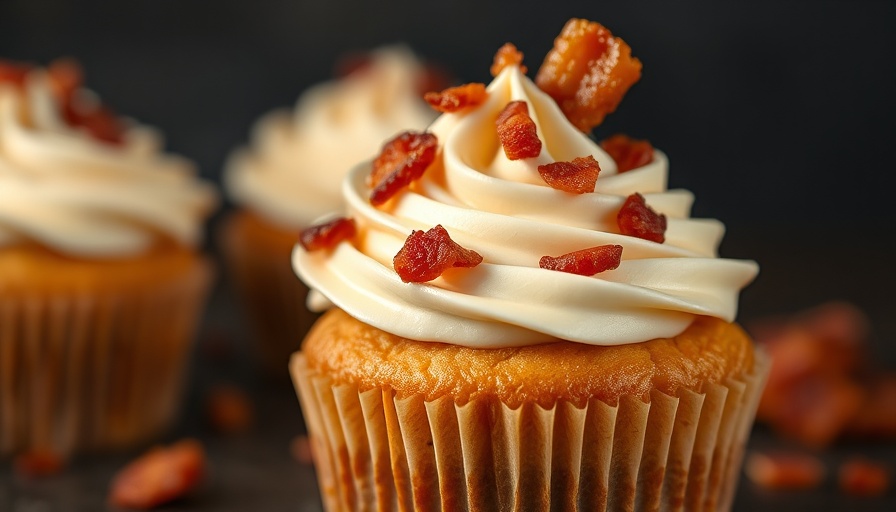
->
[1,1,895,510]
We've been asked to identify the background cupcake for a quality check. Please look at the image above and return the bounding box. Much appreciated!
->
[0,59,217,456]
[222,46,436,373]
[291,20,766,511]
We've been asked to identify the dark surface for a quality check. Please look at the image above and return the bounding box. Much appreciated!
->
[1,0,896,510]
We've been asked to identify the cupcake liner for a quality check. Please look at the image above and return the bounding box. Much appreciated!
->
[221,213,316,373]
[292,348,769,512]
[0,258,211,456]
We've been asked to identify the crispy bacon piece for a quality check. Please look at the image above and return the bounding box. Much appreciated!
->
[617,193,666,243]
[600,134,654,172]
[424,82,487,113]
[537,155,600,193]
[290,435,314,465]
[0,60,32,87]
[13,450,65,479]
[393,225,482,283]
[108,439,205,509]
[369,131,438,205]
[299,217,356,252]
[491,43,527,77]
[206,384,253,435]
[839,458,890,496]
[47,59,126,145]
[495,101,542,160]
[539,244,622,276]
[535,19,642,132]
[745,451,826,490]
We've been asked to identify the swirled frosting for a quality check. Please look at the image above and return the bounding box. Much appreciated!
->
[293,65,758,347]
[225,46,436,229]
[0,72,217,258]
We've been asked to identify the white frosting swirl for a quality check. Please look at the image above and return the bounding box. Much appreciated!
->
[225,46,436,229]
[293,66,758,347]
[0,72,217,257]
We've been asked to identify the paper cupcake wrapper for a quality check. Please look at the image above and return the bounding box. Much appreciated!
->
[0,259,212,456]
[221,219,316,373]
[291,349,769,512]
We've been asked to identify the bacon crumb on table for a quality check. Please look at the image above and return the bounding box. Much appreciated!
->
[745,451,826,491]
[13,450,65,479]
[838,458,890,496]
[206,384,254,435]
[108,439,206,510]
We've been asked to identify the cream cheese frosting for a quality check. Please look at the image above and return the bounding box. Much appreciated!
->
[293,65,758,347]
[224,46,436,230]
[0,72,217,258]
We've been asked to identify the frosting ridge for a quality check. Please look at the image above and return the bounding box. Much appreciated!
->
[293,65,758,347]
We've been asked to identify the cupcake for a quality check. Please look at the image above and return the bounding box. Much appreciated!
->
[0,59,217,455]
[222,46,436,372]
[291,20,767,512]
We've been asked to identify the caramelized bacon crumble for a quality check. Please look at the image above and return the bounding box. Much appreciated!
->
[369,131,438,205]
[537,155,600,193]
[491,43,527,77]
[539,244,622,276]
[535,19,642,132]
[839,459,890,496]
[617,193,666,243]
[424,82,487,113]
[495,101,542,160]
[47,59,126,145]
[745,451,826,491]
[393,225,482,283]
[299,217,356,252]
[108,439,206,509]
[0,60,32,87]
[13,450,65,479]
[600,134,654,172]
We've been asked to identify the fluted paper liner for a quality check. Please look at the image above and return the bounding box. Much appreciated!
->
[0,259,211,456]
[292,349,769,512]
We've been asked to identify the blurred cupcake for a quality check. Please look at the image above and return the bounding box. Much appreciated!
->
[222,46,436,373]
[0,59,217,455]
[291,20,768,511]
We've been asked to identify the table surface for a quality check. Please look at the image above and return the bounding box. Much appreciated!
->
[2,230,895,511]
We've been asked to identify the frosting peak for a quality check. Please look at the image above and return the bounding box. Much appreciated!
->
[293,65,758,348]
[0,70,217,257]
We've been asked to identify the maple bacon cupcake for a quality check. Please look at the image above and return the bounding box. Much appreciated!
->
[0,60,217,455]
[291,20,767,511]
[222,46,435,372]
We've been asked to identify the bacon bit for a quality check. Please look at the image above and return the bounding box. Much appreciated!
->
[848,375,896,439]
[495,101,542,160]
[600,134,654,172]
[424,82,487,113]
[535,19,642,132]
[491,43,527,77]
[617,193,666,243]
[290,435,314,465]
[745,451,826,491]
[393,225,482,283]
[46,58,126,145]
[369,131,438,206]
[299,217,356,252]
[539,245,622,276]
[206,384,254,435]
[0,60,32,87]
[537,155,600,193]
[108,439,205,509]
[13,450,65,479]
[839,458,890,496]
